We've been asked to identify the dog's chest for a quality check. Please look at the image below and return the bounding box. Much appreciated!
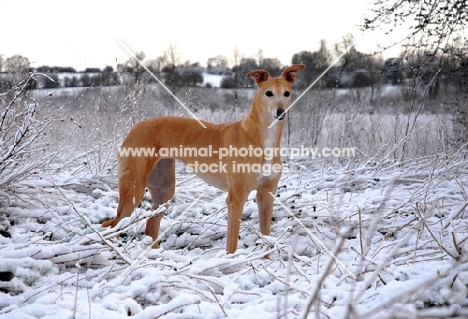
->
[258,126,279,181]
[263,126,278,150]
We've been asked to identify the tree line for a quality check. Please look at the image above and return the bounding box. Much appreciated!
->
[1,34,467,101]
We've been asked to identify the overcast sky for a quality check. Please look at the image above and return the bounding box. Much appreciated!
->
[1,0,405,71]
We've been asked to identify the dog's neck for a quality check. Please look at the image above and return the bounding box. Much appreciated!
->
[241,95,284,150]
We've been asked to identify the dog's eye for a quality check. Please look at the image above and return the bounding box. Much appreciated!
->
[284,91,290,97]
[265,91,273,97]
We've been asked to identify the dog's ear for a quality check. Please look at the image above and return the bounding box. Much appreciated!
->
[246,69,270,86]
[282,64,306,84]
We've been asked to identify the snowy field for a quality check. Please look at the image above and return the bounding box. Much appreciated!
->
[1,76,468,318]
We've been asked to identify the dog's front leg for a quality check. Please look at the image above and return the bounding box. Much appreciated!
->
[255,178,280,259]
[226,188,250,254]
[256,176,281,238]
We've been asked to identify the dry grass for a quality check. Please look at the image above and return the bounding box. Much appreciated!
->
[35,82,464,171]
[2,76,468,318]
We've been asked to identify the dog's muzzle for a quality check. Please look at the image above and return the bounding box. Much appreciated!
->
[275,109,286,121]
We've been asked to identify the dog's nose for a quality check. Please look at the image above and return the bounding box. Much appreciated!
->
[276,109,286,121]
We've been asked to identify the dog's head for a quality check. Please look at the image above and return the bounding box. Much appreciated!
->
[247,64,305,121]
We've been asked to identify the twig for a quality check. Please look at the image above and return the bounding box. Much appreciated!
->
[55,187,133,265]
[300,232,347,319]
[208,286,227,317]
[73,259,80,319]
[414,203,458,260]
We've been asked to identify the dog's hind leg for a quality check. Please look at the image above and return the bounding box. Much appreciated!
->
[102,157,154,228]
[145,159,176,248]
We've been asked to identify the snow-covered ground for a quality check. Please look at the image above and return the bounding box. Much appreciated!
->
[1,153,468,318]
[1,73,468,318]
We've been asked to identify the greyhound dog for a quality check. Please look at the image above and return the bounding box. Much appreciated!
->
[102,64,305,254]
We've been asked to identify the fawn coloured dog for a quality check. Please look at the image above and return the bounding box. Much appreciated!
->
[102,64,305,254]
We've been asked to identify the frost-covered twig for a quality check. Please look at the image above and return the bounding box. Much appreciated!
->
[415,203,458,260]
[0,73,59,202]
[300,230,347,319]
[208,286,227,317]
[56,187,133,266]
[400,69,441,164]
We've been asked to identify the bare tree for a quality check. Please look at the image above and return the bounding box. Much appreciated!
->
[206,55,228,70]
[256,49,264,67]
[146,56,167,73]
[123,51,146,83]
[363,0,467,54]
[4,55,30,73]
[164,44,180,67]
[363,0,468,149]
[0,73,56,199]
[292,39,333,89]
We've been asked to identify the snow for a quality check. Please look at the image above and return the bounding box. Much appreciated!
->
[1,151,468,318]
[202,73,224,87]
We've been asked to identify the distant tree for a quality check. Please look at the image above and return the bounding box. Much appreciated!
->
[256,49,282,75]
[382,57,406,85]
[207,55,228,71]
[4,55,30,73]
[0,54,4,72]
[334,34,383,88]
[79,73,93,87]
[36,66,76,73]
[36,66,52,73]
[162,64,203,88]
[221,49,240,90]
[0,79,13,91]
[229,57,258,88]
[91,66,119,87]
[222,62,257,88]
[146,45,189,90]
[351,70,373,88]
[164,44,180,67]
[59,66,76,73]
[335,35,362,72]
[291,51,314,78]
[292,40,334,88]
[184,71,203,86]
[25,78,37,90]
[259,57,282,76]
[123,51,146,83]
[256,49,265,67]
[233,58,258,73]
[64,76,79,87]
[146,56,167,73]
[84,67,101,73]
[363,0,467,97]
[363,0,468,147]
[220,77,238,89]
[403,50,448,100]
[220,48,250,108]
[365,54,384,104]
[102,65,119,86]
